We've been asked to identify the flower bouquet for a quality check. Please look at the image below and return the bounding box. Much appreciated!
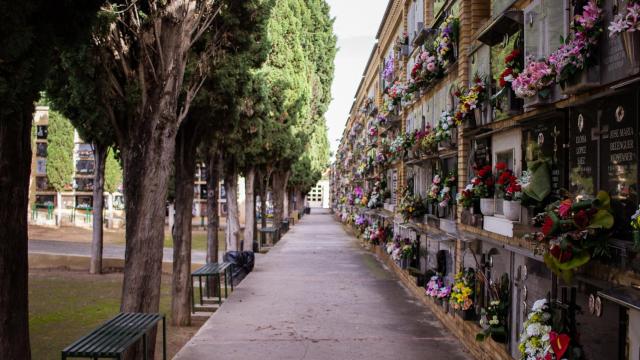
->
[529,191,614,283]
[450,268,476,320]
[631,205,640,251]
[434,111,456,148]
[477,273,509,343]
[411,48,443,89]
[454,75,488,127]
[457,183,476,210]
[512,57,555,99]
[437,172,456,218]
[609,1,640,66]
[434,15,460,68]
[427,174,442,212]
[426,274,451,305]
[549,0,603,85]
[472,165,496,216]
[518,299,553,360]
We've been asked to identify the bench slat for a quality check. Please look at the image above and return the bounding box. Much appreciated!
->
[62,313,163,357]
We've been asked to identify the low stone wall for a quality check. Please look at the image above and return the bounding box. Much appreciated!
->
[28,253,204,274]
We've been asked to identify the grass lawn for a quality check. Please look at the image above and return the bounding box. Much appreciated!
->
[163,231,226,252]
[29,270,204,360]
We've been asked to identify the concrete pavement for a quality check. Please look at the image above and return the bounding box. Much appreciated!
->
[175,209,470,360]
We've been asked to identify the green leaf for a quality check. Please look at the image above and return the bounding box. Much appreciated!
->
[476,333,486,342]
[588,209,614,230]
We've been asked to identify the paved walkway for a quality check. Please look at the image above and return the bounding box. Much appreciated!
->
[175,209,470,360]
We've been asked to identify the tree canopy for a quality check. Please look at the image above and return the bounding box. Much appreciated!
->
[46,110,75,192]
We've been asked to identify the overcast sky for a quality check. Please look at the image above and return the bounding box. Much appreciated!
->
[325,0,388,156]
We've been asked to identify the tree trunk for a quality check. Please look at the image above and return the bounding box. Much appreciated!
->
[171,121,199,327]
[271,170,290,228]
[90,142,107,275]
[260,170,269,229]
[206,151,221,264]
[225,168,241,252]
[243,167,256,252]
[120,118,178,360]
[0,110,32,359]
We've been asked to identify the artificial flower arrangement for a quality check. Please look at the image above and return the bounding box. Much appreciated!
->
[434,15,460,68]
[397,187,422,221]
[512,57,556,98]
[518,298,583,360]
[385,81,408,106]
[353,186,364,204]
[498,49,524,90]
[418,124,437,155]
[495,162,516,199]
[454,75,488,126]
[456,183,476,209]
[410,128,431,158]
[433,111,457,146]
[383,55,395,82]
[450,268,475,312]
[438,172,457,208]
[354,214,368,234]
[609,1,640,35]
[411,48,443,88]
[368,125,378,139]
[428,174,442,203]
[548,0,603,85]
[513,0,603,98]
[476,273,510,343]
[425,274,451,299]
[518,299,553,360]
[631,205,640,248]
[471,165,495,199]
[394,31,409,51]
[529,191,614,283]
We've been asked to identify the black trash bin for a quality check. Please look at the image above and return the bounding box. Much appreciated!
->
[224,251,256,286]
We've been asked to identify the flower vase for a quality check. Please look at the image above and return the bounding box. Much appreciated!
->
[458,308,476,321]
[502,200,521,221]
[480,198,495,216]
[506,86,523,116]
[465,114,477,130]
[437,205,447,218]
[490,331,508,343]
[524,86,553,109]
[471,198,481,215]
[622,31,640,74]
[564,65,601,95]
[400,258,409,269]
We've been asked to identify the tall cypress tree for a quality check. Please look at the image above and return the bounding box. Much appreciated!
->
[0,1,102,357]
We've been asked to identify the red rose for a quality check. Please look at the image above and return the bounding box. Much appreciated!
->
[495,162,507,171]
[485,177,495,187]
[478,169,489,177]
[541,216,554,236]
[573,210,590,229]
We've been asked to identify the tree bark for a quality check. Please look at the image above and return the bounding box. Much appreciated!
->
[243,167,256,252]
[259,170,270,229]
[206,151,221,264]
[120,117,178,360]
[90,142,107,274]
[0,110,32,359]
[271,170,290,228]
[171,121,199,326]
[225,167,241,252]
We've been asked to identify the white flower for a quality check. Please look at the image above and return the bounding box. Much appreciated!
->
[532,298,547,312]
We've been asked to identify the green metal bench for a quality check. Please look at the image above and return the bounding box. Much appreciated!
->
[191,262,233,311]
[61,312,166,360]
